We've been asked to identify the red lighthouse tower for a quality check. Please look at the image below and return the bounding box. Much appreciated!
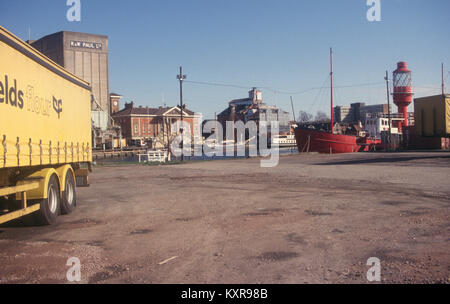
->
[393,62,414,131]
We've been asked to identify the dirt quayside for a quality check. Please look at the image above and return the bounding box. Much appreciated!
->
[0,152,449,284]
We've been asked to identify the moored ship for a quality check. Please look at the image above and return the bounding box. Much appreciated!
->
[295,48,379,154]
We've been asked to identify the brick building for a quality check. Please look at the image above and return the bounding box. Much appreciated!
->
[110,93,122,114]
[112,102,202,145]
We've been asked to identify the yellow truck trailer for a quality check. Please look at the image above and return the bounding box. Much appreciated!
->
[0,25,92,225]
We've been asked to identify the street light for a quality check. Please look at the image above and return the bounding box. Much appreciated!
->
[177,67,187,161]
[385,71,392,151]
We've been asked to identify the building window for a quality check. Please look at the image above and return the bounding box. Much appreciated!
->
[134,124,138,134]
[143,124,146,133]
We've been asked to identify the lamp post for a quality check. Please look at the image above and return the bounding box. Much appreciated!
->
[177,67,187,161]
[385,70,392,151]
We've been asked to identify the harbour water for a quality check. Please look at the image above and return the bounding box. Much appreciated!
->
[95,147,298,164]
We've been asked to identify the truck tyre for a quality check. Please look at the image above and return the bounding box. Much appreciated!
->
[61,171,76,215]
[35,174,60,225]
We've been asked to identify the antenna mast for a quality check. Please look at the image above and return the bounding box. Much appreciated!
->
[442,63,445,95]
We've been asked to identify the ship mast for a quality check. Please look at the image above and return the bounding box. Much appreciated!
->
[330,47,334,134]
[442,63,445,95]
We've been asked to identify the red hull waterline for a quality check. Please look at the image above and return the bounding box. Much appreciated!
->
[294,129,375,154]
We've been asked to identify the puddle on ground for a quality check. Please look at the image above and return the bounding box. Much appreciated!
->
[381,201,409,206]
[257,251,299,261]
[130,229,153,235]
[305,210,333,216]
[285,233,307,245]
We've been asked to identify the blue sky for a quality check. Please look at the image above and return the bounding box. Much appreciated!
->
[1,0,449,119]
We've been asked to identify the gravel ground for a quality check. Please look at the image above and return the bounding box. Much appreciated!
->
[0,151,449,284]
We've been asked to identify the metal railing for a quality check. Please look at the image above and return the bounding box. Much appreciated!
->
[138,150,168,163]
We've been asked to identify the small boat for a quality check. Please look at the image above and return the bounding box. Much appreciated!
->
[270,134,297,147]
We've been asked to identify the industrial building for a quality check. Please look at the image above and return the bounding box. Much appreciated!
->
[334,102,391,124]
[217,88,291,136]
[334,105,353,123]
[30,31,109,114]
[30,31,118,148]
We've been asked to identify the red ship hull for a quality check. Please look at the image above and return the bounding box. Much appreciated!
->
[294,129,377,154]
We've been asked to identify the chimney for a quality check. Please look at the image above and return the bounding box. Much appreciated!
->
[125,101,134,109]
[231,105,236,122]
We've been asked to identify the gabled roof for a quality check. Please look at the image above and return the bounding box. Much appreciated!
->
[162,106,196,117]
[218,103,257,118]
[229,98,252,105]
[112,105,196,117]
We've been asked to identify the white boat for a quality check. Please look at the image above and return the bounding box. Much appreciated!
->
[270,134,297,147]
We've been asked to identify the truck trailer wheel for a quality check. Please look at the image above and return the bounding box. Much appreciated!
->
[35,174,60,225]
[61,171,76,215]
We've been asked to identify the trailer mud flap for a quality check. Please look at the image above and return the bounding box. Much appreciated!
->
[75,169,89,187]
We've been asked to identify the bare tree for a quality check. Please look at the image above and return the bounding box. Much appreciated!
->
[150,118,182,161]
[315,111,330,122]
[298,111,313,123]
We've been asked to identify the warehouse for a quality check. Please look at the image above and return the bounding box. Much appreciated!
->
[30,31,110,124]
[334,102,392,124]
[29,31,123,148]
[217,88,291,135]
